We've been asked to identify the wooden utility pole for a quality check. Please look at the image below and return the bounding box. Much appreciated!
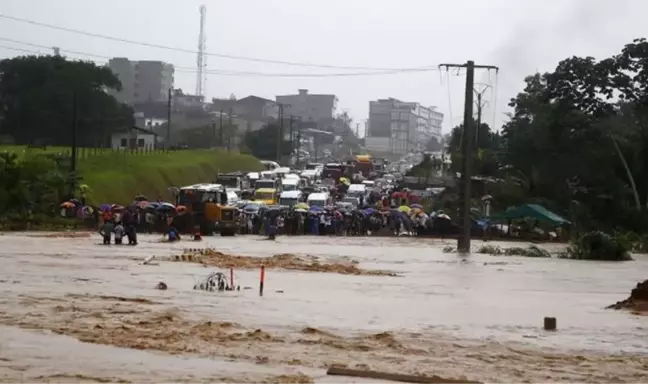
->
[219,109,224,147]
[166,88,172,147]
[70,91,78,174]
[289,116,295,155]
[296,119,302,168]
[439,61,498,253]
[227,107,233,151]
[474,85,491,147]
[277,104,284,162]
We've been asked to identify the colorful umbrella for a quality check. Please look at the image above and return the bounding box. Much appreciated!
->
[60,201,74,208]
[410,203,423,209]
[398,205,411,213]
[294,203,309,210]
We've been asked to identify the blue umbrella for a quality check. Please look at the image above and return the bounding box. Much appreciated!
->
[99,204,111,211]
[363,207,377,215]
[309,205,324,212]
[410,203,423,209]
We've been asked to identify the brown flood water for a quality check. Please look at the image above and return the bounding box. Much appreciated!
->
[0,233,647,383]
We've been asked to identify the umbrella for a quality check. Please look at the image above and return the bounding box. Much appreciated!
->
[137,200,149,208]
[111,204,124,211]
[176,205,187,213]
[363,207,377,215]
[309,205,324,212]
[60,201,74,208]
[294,208,308,213]
[295,203,309,210]
[69,198,81,205]
[156,202,176,211]
[410,203,423,209]
[398,205,411,213]
[437,213,451,220]
[134,194,149,202]
[79,184,91,193]
[99,204,111,211]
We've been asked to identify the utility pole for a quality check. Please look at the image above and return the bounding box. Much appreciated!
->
[277,104,284,162]
[70,91,78,174]
[166,88,172,148]
[296,119,302,168]
[68,90,78,198]
[219,109,223,147]
[289,116,295,155]
[474,84,491,148]
[227,107,233,152]
[211,117,216,148]
[439,61,499,253]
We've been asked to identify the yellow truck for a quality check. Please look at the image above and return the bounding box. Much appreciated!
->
[254,188,278,205]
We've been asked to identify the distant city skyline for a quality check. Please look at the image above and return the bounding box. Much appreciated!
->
[0,0,646,135]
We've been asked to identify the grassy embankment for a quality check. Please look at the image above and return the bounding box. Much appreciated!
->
[2,146,263,204]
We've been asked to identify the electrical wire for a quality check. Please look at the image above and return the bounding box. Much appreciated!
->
[0,37,440,78]
[0,13,436,72]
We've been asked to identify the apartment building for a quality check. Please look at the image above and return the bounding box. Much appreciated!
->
[107,58,174,104]
[276,89,337,125]
[366,98,443,155]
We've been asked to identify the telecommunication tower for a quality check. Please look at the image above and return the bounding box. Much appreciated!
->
[195,5,207,97]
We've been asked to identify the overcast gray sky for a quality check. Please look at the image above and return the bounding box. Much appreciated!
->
[0,0,645,134]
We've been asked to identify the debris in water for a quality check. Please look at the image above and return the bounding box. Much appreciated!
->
[155,282,167,290]
[174,248,399,276]
[194,271,237,292]
[607,279,648,312]
[326,366,481,384]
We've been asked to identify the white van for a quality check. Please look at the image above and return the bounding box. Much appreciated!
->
[347,184,366,198]
[307,192,329,207]
[279,190,302,207]
[281,177,299,191]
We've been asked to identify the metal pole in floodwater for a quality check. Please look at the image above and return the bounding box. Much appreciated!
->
[259,265,265,296]
[230,267,234,290]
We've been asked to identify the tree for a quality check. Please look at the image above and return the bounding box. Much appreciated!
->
[425,136,443,152]
[0,55,134,146]
[446,121,502,176]
[243,123,292,160]
[0,152,65,215]
[499,37,648,232]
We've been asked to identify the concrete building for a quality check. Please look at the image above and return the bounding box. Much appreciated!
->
[173,89,205,110]
[107,58,174,104]
[111,126,157,149]
[276,89,337,124]
[366,98,443,155]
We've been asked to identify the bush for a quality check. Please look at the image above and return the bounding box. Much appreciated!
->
[476,244,551,257]
[562,231,632,261]
[0,213,87,231]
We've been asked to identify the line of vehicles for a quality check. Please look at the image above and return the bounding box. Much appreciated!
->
[172,155,389,236]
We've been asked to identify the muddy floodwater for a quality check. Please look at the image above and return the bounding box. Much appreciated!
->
[1,233,647,383]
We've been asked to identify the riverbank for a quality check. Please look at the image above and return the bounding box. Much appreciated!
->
[0,234,646,383]
[0,146,263,204]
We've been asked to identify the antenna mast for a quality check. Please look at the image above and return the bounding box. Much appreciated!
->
[196,5,207,97]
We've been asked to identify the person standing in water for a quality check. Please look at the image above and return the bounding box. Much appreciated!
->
[100,220,114,245]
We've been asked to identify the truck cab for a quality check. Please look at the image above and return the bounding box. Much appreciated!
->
[254,188,278,205]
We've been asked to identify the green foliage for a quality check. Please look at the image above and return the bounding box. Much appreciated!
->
[0,55,134,146]
[562,231,632,261]
[0,151,65,215]
[243,123,293,160]
[475,38,648,233]
[447,121,502,176]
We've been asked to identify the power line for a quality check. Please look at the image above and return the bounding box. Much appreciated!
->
[0,13,436,72]
[0,37,439,78]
